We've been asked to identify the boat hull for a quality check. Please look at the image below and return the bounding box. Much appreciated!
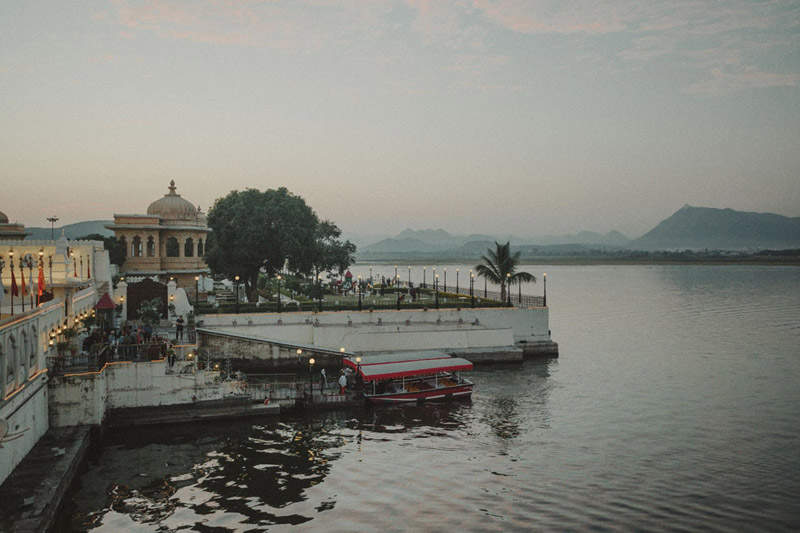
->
[365,383,473,404]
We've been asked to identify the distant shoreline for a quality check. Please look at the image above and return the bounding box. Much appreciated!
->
[356,253,800,266]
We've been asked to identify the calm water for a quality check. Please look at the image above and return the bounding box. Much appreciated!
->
[58,265,800,531]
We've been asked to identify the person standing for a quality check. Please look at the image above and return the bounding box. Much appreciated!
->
[176,315,185,341]
[321,368,328,390]
[338,371,347,395]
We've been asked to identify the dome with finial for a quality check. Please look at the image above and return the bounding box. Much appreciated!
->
[0,210,8,224]
[147,180,201,222]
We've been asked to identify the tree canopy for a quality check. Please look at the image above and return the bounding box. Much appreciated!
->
[77,233,126,266]
[475,241,536,302]
[204,188,355,301]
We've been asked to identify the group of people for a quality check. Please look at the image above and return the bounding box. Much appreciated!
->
[320,367,350,394]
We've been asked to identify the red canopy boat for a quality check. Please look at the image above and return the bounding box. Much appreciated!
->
[345,351,474,404]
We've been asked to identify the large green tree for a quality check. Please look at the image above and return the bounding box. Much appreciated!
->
[475,241,536,303]
[308,220,357,277]
[204,188,354,302]
[77,233,126,266]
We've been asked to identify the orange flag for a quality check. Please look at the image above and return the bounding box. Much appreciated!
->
[38,264,45,303]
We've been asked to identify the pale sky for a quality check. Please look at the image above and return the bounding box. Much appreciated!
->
[2,1,799,238]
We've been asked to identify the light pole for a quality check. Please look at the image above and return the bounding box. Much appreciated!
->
[423,267,426,289]
[456,268,459,295]
[396,275,401,310]
[408,266,411,288]
[484,276,487,298]
[470,272,475,308]
[443,268,447,293]
[318,273,323,311]
[308,357,315,403]
[19,256,25,312]
[369,265,373,284]
[506,273,512,307]
[357,275,362,311]
[518,276,522,306]
[234,275,240,314]
[47,216,59,240]
[394,265,398,284]
[543,273,547,307]
[194,275,200,308]
[0,255,5,314]
[276,275,282,313]
[434,274,439,309]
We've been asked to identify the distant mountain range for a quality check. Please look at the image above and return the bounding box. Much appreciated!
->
[357,206,800,259]
[631,206,800,250]
[25,220,113,240]
[20,206,800,257]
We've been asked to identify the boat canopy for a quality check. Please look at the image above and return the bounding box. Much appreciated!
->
[343,350,455,370]
[357,357,473,381]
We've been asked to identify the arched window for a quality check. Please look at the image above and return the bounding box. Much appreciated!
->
[166,237,180,257]
[197,238,204,257]
[7,335,16,387]
[184,237,194,257]
[118,236,127,259]
[147,236,156,257]
[20,330,28,380]
[132,236,143,257]
[30,326,38,371]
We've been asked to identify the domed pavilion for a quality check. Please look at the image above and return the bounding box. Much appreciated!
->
[107,181,210,288]
[0,210,27,240]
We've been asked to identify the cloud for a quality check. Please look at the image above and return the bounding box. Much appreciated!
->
[88,54,115,63]
[684,66,800,95]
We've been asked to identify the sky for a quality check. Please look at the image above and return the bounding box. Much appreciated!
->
[1,1,799,239]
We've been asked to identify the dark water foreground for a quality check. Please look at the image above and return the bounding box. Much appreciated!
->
[56,265,800,531]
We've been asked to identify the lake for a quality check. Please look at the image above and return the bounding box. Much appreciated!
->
[56,264,800,531]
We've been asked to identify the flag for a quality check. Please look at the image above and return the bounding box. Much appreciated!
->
[87,256,91,279]
[28,267,33,297]
[38,264,45,303]
[11,268,18,297]
[0,271,5,306]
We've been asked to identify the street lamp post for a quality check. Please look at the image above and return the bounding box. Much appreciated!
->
[519,277,522,306]
[434,274,439,309]
[543,273,547,307]
[396,275,401,310]
[470,272,475,308]
[484,276,487,298]
[443,268,447,293]
[47,216,59,240]
[369,265,373,285]
[276,275,282,313]
[423,267,426,289]
[234,275,240,314]
[318,273,323,311]
[506,273,512,307]
[308,357,315,403]
[456,268,459,295]
[194,275,200,308]
[19,257,25,312]
[408,266,411,288]
[357,275,362,311]
[394,265,398,284]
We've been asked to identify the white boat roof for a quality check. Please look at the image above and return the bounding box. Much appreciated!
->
[353,355,473,381]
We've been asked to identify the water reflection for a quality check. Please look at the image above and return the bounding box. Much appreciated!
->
[60,358,558,532]
[65,418,352,531]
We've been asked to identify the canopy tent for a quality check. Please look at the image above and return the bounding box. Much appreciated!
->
[94,292,116,310]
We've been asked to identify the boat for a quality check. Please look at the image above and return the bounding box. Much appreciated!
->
[344,351,474,404]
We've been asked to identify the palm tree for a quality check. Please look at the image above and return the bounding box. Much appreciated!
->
[475,242,536,304]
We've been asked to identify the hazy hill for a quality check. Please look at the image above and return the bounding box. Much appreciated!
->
[361,228,630,256]
[25,220,113,240]
[632,206,800,250]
